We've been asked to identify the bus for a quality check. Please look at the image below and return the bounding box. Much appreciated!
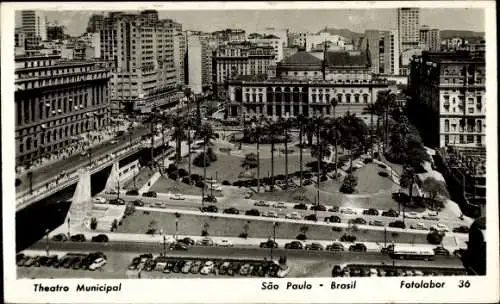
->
[389,245,435,261]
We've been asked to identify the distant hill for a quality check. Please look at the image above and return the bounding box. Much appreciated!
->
[440,30,485,39]
[316,27,363,42]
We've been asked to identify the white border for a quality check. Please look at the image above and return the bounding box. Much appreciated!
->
[1,2,498,303]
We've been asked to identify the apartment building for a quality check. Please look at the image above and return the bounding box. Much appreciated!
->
[21,10,47,49]
[398,7,420,52]
[419,26,441,51]
[360,29,400,75]
[100,10,179,113]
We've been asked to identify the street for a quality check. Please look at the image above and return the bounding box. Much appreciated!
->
[29,240,463,268]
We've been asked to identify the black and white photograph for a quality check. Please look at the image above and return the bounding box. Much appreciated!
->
[2,1,498,303]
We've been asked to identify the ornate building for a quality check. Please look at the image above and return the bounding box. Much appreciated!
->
[408,50,486,149]
[227,50,389,122]
[15,53,112,165]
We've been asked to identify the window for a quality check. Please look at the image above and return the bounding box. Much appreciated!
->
[312,94,317,103]
[337,94,342,103]
[467,135,474,143]
[468,98,474,105]
[468,107,474,113]
[477,120,482,133]
[459,135,464,144]
[346,94,351,103]
[354,94,360,103]
[444,135,449,144]
[444,119,449,132]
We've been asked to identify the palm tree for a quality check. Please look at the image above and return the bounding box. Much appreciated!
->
[296,114,307,187]
[338,112,369,172]
[278,117,291,188]
[375,90,396,153]
[399,166,416,223]
[184,88,194,180]
[362,103,378,152]
[174,212,181,239]
[264,119,280,192]
[196,123,216,203]
[251,117,265,193]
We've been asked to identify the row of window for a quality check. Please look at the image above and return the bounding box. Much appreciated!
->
[444,119,483,133]
[444,134,482,145]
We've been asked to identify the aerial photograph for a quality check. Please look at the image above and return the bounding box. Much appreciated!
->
[14,6,486,280]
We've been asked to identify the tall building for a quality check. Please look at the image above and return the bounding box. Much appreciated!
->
[287,31,308,49]
[213,42,275,100]
[227,49,389,121]
[361,29,399,75]
[419,26,441,51]
[249,34,284,63]
[173,32,187,86]
[100,10,179,113]
[397,8,420,52]
[21,10,47,49]
[87,14,104,33]
[408,50,485,149]
[186,35,204,93]
[47,22,66,41]
[14,53,112,165]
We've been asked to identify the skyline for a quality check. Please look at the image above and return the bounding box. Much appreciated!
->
[15,8,485,37]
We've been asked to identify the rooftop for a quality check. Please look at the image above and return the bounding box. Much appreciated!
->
[325,51,370,67]
[280,51,323,65]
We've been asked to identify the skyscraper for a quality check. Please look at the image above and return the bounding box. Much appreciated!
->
[361,29,399,75]
[100,10,179,113]
[397,8,420,52]
[419,26,441,51]
[86,14,104,33]
[21,10,47,49]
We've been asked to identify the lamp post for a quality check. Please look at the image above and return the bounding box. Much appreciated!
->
[271,222,279,260]
[45,228,50,256]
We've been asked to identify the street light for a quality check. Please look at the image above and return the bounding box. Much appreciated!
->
[45,228,50,256]
[271,222,279,260]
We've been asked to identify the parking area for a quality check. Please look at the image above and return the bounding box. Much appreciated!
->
[331,263,467,277]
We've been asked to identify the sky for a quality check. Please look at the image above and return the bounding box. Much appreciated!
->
[15,8,485,37]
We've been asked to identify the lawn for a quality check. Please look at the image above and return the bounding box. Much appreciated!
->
[118,211,430,245]
[149,176,223,197]
[176,149,316,184]
[123,167,154,190]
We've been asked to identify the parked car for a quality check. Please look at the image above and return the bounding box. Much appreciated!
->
[91,234,109,242]
[381,209,399,217]
[202,195,218,203]
[350,217,367,225]
[435,223,450,232]
[254,200,270,207]
[362,208,379,216]
[92,196,107,204]
[260,240,278,248]
[286,212,302,220]
[181,261,193,273]
[305,242,325,251]
[453,226,470,233]
[263,210,278,218]
[422,215,439,221]
[217,239,233,247]
[369,220,385,227]
[126,189,139,196]
[109,198,125,205]
[273,202,287,209]
[380,244,395,254]
[173,260,185,273]
[142,191,157,198]
[388,220,406,229]
[310,204,327,211]
[348,243,367,252]
[326,243,345,251]
[433,246,450,256]
[46,255,58,267]
[198,238,214,246]
[410,222,427,230]
[304,214,318,221]
[52,233,68,242]
[200,261,215,275]
[223,207,239,214]
[70,234,86,242]
[132,199,144,206]
[179,237,195,246]
[201,205,218,213]
[170,242,188,251]
[404,212,421,219]
[303,179,313,186]
[170,193,185,200]
[341,208,357,215]
[328,206,340,213]
[190,260,203,274]
[245,209,260,216]
[218,262,231,275]
[128,257,141,270]
[284,241,304,250]
[325,215,341,223]
[293,203,308,210]
[71,257,84,269]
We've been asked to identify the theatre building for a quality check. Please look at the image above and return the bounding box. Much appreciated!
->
[226,50,390,121]
[15,53,112,165]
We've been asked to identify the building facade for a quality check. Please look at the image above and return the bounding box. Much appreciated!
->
[15,53,112,165]
[100,10,178,113]
[249,34,284,63]
[287,31,308,49]
[21,10,47,49]
[227,50,389,122]
[397,7,420,52]
[87,14,105,33]
[360,29,400,75]
[408,51,486,149]
[213,42,275,99]
[47,23,66,41]
[173,32,187,86]
[211,28,246,45]
[419,26,441,51]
